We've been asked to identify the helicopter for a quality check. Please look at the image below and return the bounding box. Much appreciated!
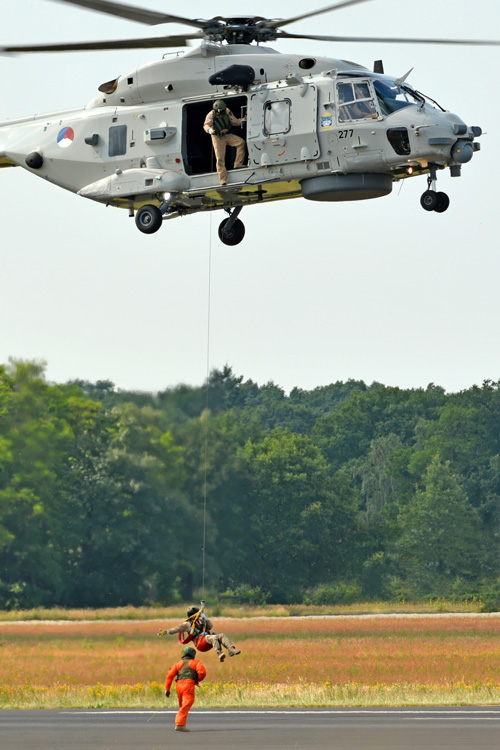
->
[1,0,499,245]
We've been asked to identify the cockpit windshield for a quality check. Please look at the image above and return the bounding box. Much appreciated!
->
[373,80,423,115]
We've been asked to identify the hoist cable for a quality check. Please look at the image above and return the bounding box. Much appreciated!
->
[201,207,213,601]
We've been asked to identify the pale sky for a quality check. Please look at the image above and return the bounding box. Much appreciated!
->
[1,0,499,394]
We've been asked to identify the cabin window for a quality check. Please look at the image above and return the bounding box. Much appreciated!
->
[337,81,378,123]
[108,125,127,157]
[264,100,291,137]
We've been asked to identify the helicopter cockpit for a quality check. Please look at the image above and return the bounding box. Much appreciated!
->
[335,74,444,123]
[337,81,379,122]
[373,79,444,116]
[373,80,421,115]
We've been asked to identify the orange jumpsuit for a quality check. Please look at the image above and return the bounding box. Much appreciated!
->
[165,657,206,728]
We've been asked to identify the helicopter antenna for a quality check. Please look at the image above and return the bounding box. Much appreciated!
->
[395,68,414,87]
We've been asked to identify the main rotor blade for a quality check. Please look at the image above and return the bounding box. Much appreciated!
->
[1,33,203,53]
[48,0,210,30]
[265,0,375,30]
[277,30,500,46]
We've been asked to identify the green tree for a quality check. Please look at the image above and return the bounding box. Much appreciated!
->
[62,401,190,606]
[395,456,480,595]
[0,360,101,606]
[236,429,359,601]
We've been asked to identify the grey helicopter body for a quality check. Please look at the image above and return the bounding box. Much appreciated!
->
[0,0,497,244]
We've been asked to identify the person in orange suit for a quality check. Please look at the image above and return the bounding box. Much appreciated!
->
[165,646,207,733]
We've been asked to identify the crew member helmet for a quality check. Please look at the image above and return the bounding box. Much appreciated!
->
[214,100,227,112]
[182,646,196,659]
[187,607,199,618]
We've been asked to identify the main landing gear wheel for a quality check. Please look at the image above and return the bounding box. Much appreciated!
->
[218,217,245,246]
[135,204,163,234]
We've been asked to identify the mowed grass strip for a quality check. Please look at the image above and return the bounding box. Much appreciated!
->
[1,616,499,708]
[0,600,485,622]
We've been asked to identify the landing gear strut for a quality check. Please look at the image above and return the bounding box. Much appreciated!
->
[218,206,245,246]
[420,165,450,213]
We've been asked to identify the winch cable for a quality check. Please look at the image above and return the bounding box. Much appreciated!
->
[201,117,222,600]
[201,209,213,601]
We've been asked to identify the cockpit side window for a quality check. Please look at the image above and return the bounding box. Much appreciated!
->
[337,81,378,123]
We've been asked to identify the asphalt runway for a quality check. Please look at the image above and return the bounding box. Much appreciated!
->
[2,707,500,749]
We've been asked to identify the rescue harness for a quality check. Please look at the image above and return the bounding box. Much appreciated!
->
[178,600,213,652]
[212,110,232,138]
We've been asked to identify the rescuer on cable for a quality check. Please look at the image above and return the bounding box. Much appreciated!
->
[159,602,241,663]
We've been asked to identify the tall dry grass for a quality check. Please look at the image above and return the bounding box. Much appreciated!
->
[1,615,499,708]
[2,681,500,710]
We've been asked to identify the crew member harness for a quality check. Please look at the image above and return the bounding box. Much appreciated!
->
[212,110,233,138]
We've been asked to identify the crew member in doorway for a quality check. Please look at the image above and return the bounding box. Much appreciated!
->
[165,646,206,733]
[204,99,246,185]
[159,606,242,663]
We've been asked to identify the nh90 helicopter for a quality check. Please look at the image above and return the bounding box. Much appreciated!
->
[1,0,499,245]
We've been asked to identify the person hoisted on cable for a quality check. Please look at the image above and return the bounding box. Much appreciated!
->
[158,602,241,663]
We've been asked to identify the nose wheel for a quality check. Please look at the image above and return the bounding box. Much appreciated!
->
[420,165,450,213]
[420,190,450,213]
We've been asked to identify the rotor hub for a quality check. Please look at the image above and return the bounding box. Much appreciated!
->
[203,18,278,45]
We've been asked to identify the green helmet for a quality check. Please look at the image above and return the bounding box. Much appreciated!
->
[182,646,196,659]
[213,99,226,112]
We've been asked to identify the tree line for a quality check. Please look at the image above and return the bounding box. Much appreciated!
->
[0,360,499,610]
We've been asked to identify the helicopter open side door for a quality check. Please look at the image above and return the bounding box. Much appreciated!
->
[246,83,319,169]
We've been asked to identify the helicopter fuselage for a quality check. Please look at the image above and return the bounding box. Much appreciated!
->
[0,42,482,232]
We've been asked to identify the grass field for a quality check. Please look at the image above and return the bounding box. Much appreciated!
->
[1,614,499,709]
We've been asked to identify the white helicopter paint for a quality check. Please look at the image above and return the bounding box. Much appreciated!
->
[0,0,492,244]
[1,1,500,394]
